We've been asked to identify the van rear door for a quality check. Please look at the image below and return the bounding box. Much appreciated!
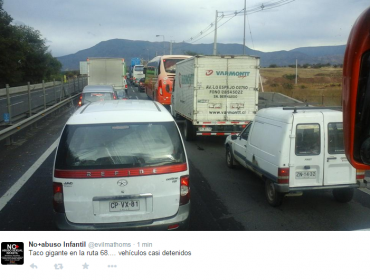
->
[289,114,324,188]
[323,114,356,185]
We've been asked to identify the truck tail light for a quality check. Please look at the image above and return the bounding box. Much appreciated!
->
[180,175,190,205]
[53,182,65,213]
[278,168,289,184]
[356,170,365,180]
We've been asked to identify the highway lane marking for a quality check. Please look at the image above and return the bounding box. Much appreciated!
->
[359,187,370,196]
[0,138,59,211]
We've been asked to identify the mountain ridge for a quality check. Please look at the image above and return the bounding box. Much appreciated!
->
[57,39,346,70]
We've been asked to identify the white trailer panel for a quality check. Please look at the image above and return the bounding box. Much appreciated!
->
[87,58,126,89]
[172,55,260,138]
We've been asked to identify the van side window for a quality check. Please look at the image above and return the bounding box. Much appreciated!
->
[241,123,252,140]
[295,124,320,156]
[328,122,345,154]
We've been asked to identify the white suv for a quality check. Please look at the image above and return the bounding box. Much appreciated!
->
[53,100,190,230]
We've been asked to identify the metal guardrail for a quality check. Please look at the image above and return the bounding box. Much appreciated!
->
[0,77,87,124]
[0,93,79,144]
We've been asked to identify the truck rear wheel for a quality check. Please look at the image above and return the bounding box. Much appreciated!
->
[184,120,196,141]
[265,179,284,207]
[333,188,354,203]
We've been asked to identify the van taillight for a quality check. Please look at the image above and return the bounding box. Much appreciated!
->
[53,182,65,213]
[356,170,365,180]
[78,95,82,106]
[278,168,289,184]
[180,175,190,205]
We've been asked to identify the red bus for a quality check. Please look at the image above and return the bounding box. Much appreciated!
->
[342,6,370,169]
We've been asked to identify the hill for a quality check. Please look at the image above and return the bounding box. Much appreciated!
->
[57,39,345,70]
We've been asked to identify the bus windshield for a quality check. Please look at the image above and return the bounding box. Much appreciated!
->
[134,66,143,72]
[163,59,186,73]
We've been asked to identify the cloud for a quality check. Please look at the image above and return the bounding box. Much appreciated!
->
[3,0,370,57]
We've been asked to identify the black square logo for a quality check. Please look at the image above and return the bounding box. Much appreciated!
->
[1,242,24,265]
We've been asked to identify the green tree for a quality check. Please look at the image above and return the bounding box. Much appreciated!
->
[0,0,62,87]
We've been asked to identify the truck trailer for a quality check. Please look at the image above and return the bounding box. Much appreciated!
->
[87,57,127,92]
[171,55,260,140]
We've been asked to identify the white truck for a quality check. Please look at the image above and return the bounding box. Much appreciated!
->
[132,65,145,86]
[87,57,127,92]
[171,55,260,141]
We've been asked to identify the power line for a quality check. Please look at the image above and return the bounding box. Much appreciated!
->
[183,0,295,44]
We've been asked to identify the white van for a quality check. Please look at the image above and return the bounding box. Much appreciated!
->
[53,100,190,230]
[225,107,363,206]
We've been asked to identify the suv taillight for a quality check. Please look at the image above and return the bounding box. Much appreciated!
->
[53,182,65,213]
[78,95,82,106]
[278,168,289,184]
[180,175,190,205]
[356,169,365,180]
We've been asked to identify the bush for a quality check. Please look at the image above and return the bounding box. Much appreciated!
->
[300,85,307,89]
[283,74,297,80]
[269,64,278,68]
[282,83,293,90]
[270,83,278,87]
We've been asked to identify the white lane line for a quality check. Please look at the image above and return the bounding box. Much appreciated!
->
[0,138,59,211]
[359,187,370,196]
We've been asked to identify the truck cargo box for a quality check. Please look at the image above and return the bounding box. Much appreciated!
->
[171,55,260,140]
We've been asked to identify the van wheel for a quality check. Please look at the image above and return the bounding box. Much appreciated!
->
[226,148,235,169]
[184,120,196,141]
[265,179,283,207]
[333,188,354,203]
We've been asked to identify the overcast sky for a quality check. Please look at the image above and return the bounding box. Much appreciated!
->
[3,0,370,57]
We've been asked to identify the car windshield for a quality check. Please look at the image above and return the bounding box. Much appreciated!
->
[163,59,185,73]
[55,122,186,169]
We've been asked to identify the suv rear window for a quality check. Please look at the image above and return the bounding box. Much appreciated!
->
[55,122,186,170]
[83,92,114,103]
[328,122,345,154]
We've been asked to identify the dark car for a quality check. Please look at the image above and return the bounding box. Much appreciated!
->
[138,78,145,92]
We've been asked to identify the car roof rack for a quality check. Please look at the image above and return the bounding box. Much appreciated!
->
[282,106,342,113]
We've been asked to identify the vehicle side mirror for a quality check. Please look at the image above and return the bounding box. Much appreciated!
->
[342,6,370,169]
[231,134,238,140]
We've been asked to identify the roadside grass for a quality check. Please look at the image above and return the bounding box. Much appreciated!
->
[260,67,342,106]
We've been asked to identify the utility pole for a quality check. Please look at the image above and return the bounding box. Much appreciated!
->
[243,0,246,55]
[295,59,298,84]
[213,10,218,55]
[170,41,173,55]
